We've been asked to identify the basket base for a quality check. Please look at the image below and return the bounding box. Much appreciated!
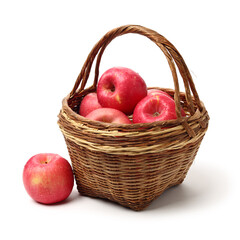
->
[75,176,186,211]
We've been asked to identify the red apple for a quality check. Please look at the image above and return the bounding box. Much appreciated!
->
[23,153,74,204]
[97,67,147,115]
[79,92,102,117]
[148,89,186,116]
[86,108,132,124]
[133,93,186,123]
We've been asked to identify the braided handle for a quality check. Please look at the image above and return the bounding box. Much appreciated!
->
[69,25,203,136]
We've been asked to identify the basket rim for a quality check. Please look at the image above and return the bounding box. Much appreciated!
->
[59,87,208,133]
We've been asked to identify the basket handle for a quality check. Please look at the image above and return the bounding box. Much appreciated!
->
[69,25,204,136]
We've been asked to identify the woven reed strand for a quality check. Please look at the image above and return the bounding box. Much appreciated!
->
[58,25,209,210]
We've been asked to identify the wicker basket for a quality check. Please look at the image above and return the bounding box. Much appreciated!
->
[58,25,209,211]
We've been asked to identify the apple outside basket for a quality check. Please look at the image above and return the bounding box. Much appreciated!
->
[58,25,210,211]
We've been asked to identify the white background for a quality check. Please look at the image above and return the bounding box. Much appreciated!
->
[1,0,239,239]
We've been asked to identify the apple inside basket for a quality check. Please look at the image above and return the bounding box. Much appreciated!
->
[79,66,186,125]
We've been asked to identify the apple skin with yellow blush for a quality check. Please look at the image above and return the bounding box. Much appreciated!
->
[97,67,147,115]
[23,153,74,204]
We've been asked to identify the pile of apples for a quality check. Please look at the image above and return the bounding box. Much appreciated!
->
[80,67,186,124]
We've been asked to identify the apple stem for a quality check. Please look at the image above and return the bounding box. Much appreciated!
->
[153,112,160,117]
[110,85,115,92]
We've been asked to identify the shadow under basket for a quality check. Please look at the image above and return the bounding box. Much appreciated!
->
[58,25,210,211]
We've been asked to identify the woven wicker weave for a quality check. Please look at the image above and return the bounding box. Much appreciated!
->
[58,25,209,211]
